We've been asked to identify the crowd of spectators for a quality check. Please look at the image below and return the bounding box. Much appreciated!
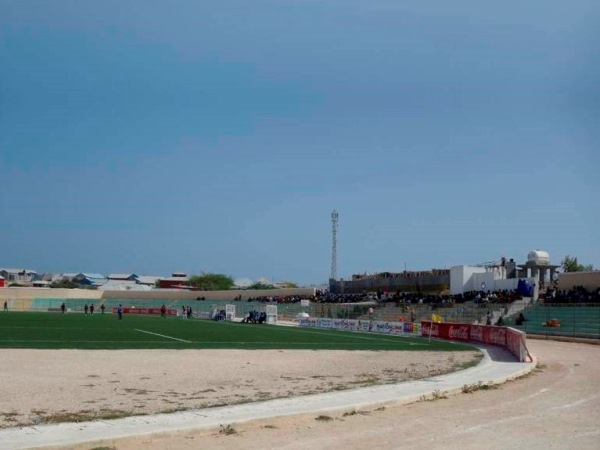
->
[238,288,525,307]
[351,269,450,281]
[545,286,600,304]
[378,289,522,309]
[243,291,368,304]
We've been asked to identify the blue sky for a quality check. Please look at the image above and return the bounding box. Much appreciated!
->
[1,0,598,284]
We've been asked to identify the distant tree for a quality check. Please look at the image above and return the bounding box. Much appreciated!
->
[50,279,80,289]
[561,255,594,273]
[189,273,234,291]
[248,282,276,290]
[278,281,298,288]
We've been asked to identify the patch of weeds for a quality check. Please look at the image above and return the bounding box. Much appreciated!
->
[90,447,116,450]
[454,358,481,371]
[43,412,92,423]
[1,412,20,421]
[432,389,448,400]
[87,375,100,378]
[342,410,357,417]
[162,407,188,414]
[263,424,278,429]
[219,424,237,435]
[256,391,272,399]
[315,415,333,422]
[461,381,498,394]
[418,391,448,402]
[124,389,151,395]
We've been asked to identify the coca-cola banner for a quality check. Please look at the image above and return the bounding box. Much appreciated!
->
[421,321,530,362]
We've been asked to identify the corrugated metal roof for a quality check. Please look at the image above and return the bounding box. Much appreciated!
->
[108,274,138,280]
[137,276,163,285]
[80,273,105,279]
[61,273,80,279]
[0,268,37,274]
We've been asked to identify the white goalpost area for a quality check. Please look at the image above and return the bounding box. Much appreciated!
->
[266,304,277,324]
[225,304,236,321]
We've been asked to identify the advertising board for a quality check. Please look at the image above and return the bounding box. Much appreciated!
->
[421,321,530,362]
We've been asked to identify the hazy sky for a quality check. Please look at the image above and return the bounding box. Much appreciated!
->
[1,0,598,284]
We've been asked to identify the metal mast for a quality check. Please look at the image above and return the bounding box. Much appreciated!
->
[330,210,339,280]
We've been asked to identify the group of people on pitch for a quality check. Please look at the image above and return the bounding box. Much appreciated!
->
[241,310,267,324]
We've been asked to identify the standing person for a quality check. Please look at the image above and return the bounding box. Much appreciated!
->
[84,303,89,315]
[117,304,123,320]
[90,304,95,315]
[100,303,106,314]
[160,304,167,318]
[187,305,192,319]
[3,300,7,312]
[61,302,66,314]
[182,305,186,319]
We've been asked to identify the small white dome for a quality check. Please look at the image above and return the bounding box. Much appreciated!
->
[527,250,550,265]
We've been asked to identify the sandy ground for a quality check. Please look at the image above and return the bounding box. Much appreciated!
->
[0,349,480,429]
[47,340,600,450]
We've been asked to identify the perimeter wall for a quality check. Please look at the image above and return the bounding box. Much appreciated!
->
[0,287,316,302]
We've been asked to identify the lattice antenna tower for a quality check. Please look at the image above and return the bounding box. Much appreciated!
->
[330,210,339,280]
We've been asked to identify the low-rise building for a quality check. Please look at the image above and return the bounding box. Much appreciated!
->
[137,276,163,287]
[73,273,107,287]
[0,268,38,285]
[158,273,190,289]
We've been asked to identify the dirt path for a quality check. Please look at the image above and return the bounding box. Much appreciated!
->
[56,340,599,450]
[0,349,479,430]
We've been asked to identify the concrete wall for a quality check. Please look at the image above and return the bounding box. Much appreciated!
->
[101,287,315,301]
[0,287,315,302]
[450,266,538,300]
[557,271,600,290]
[450,266,486,295]
[0,287,102,301]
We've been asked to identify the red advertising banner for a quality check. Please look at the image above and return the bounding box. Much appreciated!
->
[421,321,530,362]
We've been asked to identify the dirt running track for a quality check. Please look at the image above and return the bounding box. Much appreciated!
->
[59,340,599,450]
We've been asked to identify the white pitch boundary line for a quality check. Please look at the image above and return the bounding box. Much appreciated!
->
[135,329,192,343]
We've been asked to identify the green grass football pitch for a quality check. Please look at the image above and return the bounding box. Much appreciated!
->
[0,312,474,351]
